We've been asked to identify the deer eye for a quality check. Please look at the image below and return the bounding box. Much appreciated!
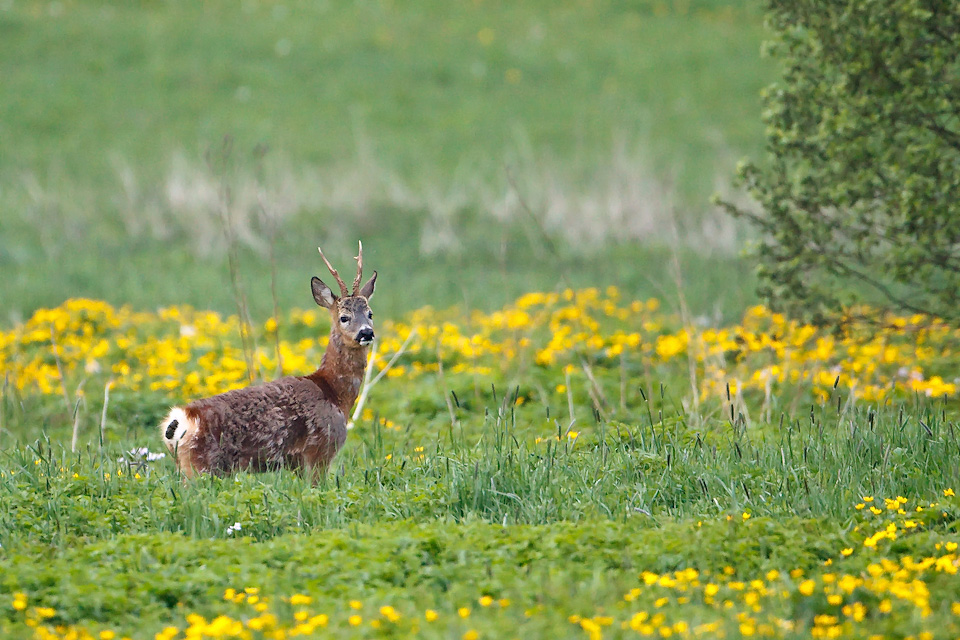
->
[367,311,373,319]
[339,315,350,323]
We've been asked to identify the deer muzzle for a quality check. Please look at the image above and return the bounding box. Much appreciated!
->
[356,327,375,346]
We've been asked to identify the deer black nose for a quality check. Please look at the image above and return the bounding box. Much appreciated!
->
[357,328,375,344]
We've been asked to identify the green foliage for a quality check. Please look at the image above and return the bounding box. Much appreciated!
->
[721,0,960,324]
[0,519,852,635]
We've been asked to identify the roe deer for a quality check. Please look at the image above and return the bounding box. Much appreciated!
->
[160,242,377,479]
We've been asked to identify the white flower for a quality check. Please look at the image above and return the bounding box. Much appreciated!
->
[226,522,242,535]
[118,447,166,463]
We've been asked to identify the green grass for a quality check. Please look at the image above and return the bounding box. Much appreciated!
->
[2,392,960,637]
[11,2,954,639]
[0,520,851,637]
[0,0,772,325]
[0,209,759,326]
[0,0,769,188]
[4,396,959,545]
[3,288,959,638]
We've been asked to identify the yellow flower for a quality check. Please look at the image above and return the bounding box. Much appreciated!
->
[348,615,362,626]
[424,609,439,622]
[945,488,955,497]
[155,627,179,640]
[798,580,816,596]
[186,613,207,627]
[655,333,687,359]
[478,596,493,607]
[458,607,471,618]
[379,605,401,622]
[463,631,479,640]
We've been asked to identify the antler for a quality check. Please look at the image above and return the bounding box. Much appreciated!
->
[352,240,363,296]
[317,246,350,298]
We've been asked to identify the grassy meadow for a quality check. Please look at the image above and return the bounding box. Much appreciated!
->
[3,292,960,639]
[0,0,769,322]
[4,0,960,639]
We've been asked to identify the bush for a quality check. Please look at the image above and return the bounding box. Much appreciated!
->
[720,0,960,325]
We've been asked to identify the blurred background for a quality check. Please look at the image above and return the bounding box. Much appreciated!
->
[0,0,772,325]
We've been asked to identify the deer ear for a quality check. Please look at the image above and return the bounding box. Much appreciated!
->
[311,277,337,309]
[359,271,377,300]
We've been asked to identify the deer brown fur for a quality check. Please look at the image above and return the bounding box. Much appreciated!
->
[160,243,377,479]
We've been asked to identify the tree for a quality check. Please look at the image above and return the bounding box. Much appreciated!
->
[719,0,960,325]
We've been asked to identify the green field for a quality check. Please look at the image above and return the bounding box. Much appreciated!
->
[0,0,770,322]
[3,293,960,639]
[5,1,960,639]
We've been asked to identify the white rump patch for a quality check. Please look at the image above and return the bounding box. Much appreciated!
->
[161,407,192,449]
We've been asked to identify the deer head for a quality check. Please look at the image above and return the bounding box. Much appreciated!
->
[312,241,377,348]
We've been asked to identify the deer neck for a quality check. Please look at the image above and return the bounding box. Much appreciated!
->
[307,330,368,414]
